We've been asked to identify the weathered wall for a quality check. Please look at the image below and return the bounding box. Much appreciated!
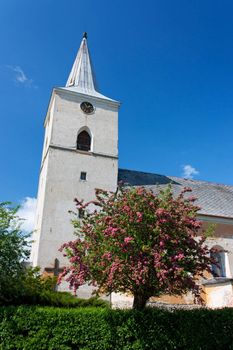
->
[31,89,119,286]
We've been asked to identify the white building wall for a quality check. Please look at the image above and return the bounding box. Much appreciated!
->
[51,91,118,156]
[205,282,233,308]
[31,89,119,281]
[30,153,49,265]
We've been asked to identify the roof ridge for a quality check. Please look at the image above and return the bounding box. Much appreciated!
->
[119,168,233,189]
[119,168,166,177]
[170,175,233,189]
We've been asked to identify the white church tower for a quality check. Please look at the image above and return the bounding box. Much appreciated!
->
[31,33,120,281]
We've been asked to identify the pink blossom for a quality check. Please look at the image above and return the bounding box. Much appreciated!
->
[122,205,130,212]
[159,240,165,247]
[104,226,119,237]
[102,252,112,261]
[124,236,134,244]
[175,253,184,261]
[188,196,197,202]
[136,212,143,222]
[156,208,167,216]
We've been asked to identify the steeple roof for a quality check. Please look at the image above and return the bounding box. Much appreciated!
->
[66,32,97,91]
[61,33,117,102]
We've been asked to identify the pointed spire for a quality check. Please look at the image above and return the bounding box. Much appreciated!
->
[62,33,118,103]
[66,33,98,93]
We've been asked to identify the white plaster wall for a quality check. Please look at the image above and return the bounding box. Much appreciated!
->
[35,147,118,270]
[205,283,233,308]
[51,91,118,157]
[42,99,55,160]
[30,152,49,265]
[31,98,56,266]
[111,293,133,309]
[31,89,119,293]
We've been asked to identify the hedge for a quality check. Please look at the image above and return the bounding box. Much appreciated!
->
[10,290,110,308]
[1,306,233,349]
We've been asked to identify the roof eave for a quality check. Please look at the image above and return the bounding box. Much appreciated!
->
[55,87,121,108]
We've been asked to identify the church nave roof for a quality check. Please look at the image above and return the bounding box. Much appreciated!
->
[118,169,233,219]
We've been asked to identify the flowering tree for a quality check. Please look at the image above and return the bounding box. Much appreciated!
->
[59,186,212,309]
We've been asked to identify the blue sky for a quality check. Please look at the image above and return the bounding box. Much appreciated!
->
[1,1,233,226]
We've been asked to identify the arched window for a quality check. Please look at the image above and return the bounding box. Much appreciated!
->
[77,130,91,151]
[210,246,226,278]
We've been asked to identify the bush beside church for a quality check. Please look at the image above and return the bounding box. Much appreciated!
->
[1,306,233,349]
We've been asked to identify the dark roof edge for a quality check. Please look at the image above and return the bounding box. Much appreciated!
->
[118,168,233,189]
[199,213,233,223]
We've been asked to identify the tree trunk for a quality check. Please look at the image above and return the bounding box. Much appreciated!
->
[133,293,148,310]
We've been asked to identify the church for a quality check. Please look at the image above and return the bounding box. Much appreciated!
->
[31,33,233,308]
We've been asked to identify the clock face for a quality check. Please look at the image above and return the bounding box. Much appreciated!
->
[80,101,94,114]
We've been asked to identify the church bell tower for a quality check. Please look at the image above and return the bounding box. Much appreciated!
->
[31,34,120,284]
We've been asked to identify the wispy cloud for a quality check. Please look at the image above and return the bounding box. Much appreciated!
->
[182,164,199,179]
[18,197,37,232]
[7,65,37,88]
[13,66,29,83]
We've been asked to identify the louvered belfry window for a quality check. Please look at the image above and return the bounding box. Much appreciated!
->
[77,131,91,151]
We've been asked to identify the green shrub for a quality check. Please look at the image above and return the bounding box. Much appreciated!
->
[1,306,233,349]
[0,202,31,306]
[27,291,109,308]
[0,266,108,308]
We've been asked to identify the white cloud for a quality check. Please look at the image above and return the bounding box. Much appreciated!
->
[13,66,29,83]
[7,65,37,88]
[18,197,37,232]
[182,164,199,179]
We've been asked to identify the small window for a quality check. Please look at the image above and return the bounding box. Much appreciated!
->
[78,209,84,219]
[210,246,226,278]
[80,172,87,181]
[77,130,91,151]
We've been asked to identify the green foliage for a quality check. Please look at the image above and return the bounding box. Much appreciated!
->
[0,201,58,306]
[203,223,216,238]
[0,202,30,305]
[0,202,108,308]
[20,287,109,308]
[1,265,108,308]
[1,306,233,349]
